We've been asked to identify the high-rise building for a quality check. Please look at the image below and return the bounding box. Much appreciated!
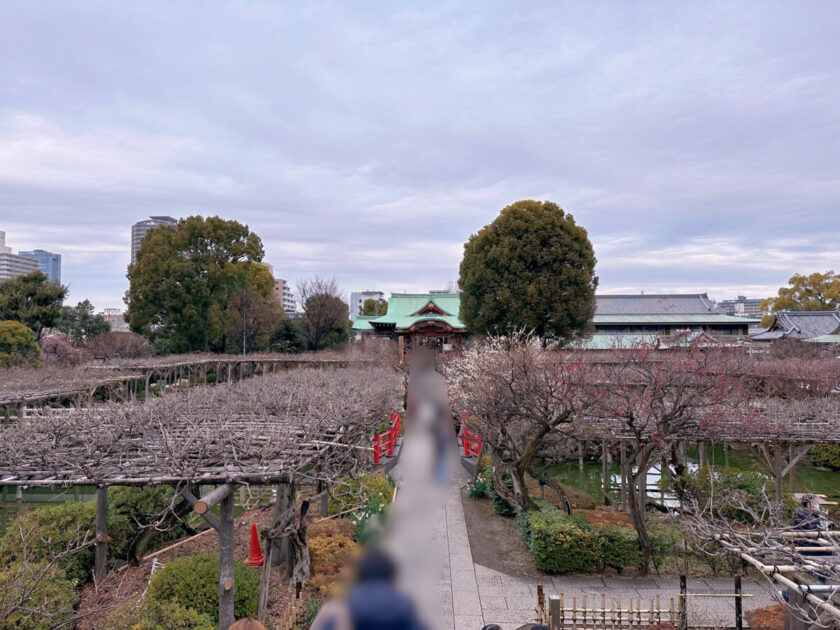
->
[0,231,40,281]
[18,249,61,283]
[273,278,298,315]
[350,290,386,320]
[131,216,177,264]
[717,295,765,319]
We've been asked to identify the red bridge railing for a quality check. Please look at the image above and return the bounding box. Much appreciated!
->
[461,427,483,457]
[373,411,402,464]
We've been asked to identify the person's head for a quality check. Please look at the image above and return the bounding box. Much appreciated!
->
[356,547,397,583]
[229,620,267,630]
[802,494,816,509]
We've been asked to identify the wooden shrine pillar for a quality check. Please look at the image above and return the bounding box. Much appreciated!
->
[218,492,235,630]
[95,485,108,581]
[699,442,708,469]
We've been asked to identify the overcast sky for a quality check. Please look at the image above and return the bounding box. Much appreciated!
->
[1,2,838,310]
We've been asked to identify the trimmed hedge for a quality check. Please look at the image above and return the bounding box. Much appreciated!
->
[516,502,669,574]
[98,599,214,630]
[597,526,643,573]
[147,553,259,622]
[516,506,598,573]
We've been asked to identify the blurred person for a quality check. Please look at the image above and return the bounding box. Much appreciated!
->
[793,494,821,532]
[310,547,428,630]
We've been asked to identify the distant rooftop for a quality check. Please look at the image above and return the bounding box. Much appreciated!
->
[752,311,840,341]
[594,294,759,325]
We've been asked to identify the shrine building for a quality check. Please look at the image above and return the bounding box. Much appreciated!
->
[352,292,469,360]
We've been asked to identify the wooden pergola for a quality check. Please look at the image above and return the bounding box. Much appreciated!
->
[0,356,375,418]
[0,365,401,630]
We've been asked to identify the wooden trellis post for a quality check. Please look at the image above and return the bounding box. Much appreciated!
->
[95,484,108,581]
[180,484,237,630]
[218,491,235,630]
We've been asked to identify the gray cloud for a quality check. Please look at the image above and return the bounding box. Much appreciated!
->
[0,1,838,308]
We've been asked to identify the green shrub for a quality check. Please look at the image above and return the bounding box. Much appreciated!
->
[109,486,190,558]
[517,506,598,573]
[327,474,394,515]
[147,553,258,622]
[468,466,493,499]
[0,562,76,630]
[0,500,131,584]
[810,444,840,470]
[98,599,214,630]
[597,526,642,573]
[327,474,394,542]
[684,467,787,523]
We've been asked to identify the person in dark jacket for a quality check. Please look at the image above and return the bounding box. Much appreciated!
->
[310,548,427,630]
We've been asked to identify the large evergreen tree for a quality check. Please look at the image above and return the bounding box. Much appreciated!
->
[459,200,598,343]
[0,271,67,340]
[125,216,267,353]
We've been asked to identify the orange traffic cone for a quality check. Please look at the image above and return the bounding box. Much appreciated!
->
[243,523,264,567]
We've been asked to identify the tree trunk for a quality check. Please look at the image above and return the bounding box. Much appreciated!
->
[511,462,534,510]
[623,460,653,575]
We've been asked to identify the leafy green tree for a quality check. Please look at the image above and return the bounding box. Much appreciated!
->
[55,299,110,345]
[761,270,840,327]
[269,318,307,353]
[0,271,67,340]
[360,298,387,316]
[459,200,598,343]
[125,216,265,353]
[0,321,40,368]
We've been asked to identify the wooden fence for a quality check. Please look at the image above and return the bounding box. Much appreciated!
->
[537,590,677,629]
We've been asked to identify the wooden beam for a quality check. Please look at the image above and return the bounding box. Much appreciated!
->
[218,492,235,630]
[194,484,234,515]
[179,487,221,531]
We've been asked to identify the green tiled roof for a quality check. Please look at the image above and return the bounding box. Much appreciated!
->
[593,314,759,325]
[351,315,377,331]
[572,334,659,350]
[352,293,467,332]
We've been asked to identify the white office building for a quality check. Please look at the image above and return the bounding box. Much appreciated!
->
[0,231,40,281]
